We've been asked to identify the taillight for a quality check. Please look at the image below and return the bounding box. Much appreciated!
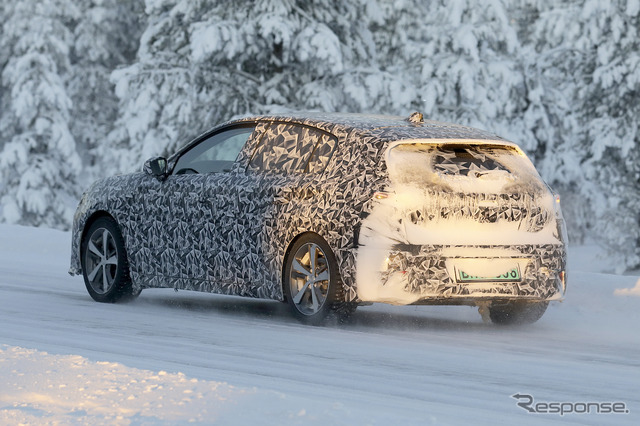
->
[373,191,390,200]
[558,270,567,293]
[552,192,563,218]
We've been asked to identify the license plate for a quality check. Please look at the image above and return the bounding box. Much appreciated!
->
[457,267,521,283]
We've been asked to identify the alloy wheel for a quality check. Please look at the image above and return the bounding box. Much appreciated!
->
[289,242,330,315]
[84,227,119,294]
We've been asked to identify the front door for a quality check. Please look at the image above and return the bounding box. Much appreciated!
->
[139,124,262,290]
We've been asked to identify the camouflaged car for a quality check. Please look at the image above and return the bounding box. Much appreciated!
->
[69,112,567,325]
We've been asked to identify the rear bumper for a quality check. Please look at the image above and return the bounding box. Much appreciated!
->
[355,243,566,305]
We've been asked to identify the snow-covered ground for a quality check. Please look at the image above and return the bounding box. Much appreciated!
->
[0,224,638,425]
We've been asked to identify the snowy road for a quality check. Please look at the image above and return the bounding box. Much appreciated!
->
[1,224,638,424]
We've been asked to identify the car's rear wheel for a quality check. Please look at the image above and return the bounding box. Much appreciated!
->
[489,300,548,325]
[284,234,355,325]
[81,216,137,303]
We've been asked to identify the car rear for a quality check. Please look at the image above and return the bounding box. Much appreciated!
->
[355,138,567,307]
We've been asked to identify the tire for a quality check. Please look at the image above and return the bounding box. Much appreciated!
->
[81,216,138,303]
[488,300,548,325]
[283,234,356,325]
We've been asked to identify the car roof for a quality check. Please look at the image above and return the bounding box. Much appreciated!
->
[232,112,504,142]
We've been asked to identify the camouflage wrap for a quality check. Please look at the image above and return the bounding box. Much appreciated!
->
[380,244,566,302]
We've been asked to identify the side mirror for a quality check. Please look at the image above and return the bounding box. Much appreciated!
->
[144,157,168,181]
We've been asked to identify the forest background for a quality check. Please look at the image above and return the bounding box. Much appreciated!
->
[0,0,638,271]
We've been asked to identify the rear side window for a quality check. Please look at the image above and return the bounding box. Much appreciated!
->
[307,133,337,174]
[248,123,335,174]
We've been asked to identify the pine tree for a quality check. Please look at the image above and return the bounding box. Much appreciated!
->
[516,0,591,242]
[68,0,145,175]
[104,0,202,173]
[374,1,530,144]
[525,0,640,268]
[0,1,82,229]
[107,0,381,173]
[573,0,640,270]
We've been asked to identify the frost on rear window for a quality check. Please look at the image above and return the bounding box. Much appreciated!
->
[432,146,509,176]
[387,143,542,193]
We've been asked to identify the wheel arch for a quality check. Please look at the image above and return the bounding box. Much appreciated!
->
[80,210,118,251]
[78,210,128,274]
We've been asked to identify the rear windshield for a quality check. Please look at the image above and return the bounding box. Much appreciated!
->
[387,143,542,191]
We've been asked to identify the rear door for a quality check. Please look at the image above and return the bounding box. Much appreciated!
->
[242,122,338,297]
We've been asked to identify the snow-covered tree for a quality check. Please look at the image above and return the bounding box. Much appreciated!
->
[525,0,640,267]
[107,0,382,173]
[572,0,640,270]
[514,0,590,242]
[0,1,82,229]
[371,0,537,153]
[68,0,145,174]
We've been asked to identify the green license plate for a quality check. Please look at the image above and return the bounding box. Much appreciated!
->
[457,267,521,283]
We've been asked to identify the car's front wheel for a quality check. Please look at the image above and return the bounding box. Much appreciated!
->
[489,300,548,325]
[81,216,137,303]
[284,234,355,325]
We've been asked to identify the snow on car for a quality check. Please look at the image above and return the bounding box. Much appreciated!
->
[69,112,567,325]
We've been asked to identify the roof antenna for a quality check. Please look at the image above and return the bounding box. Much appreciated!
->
[407,111,424,124]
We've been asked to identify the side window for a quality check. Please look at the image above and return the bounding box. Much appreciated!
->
[173,126,255,174]
[306,133,337,173]
[247,123,329,174]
